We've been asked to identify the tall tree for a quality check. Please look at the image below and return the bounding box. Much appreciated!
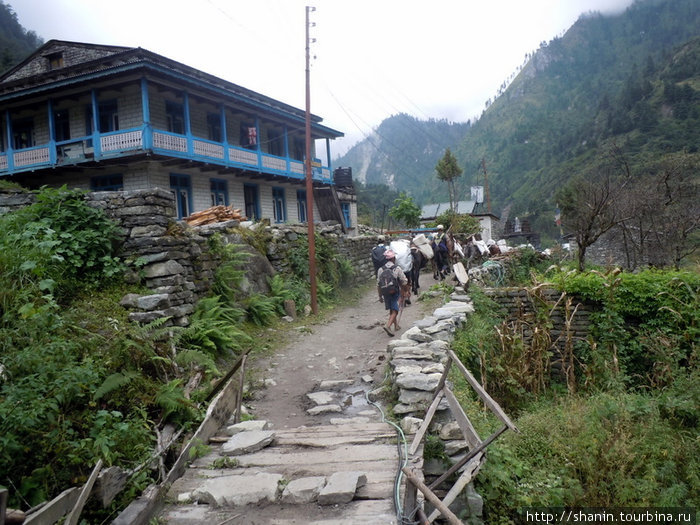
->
[435,148,462,212]
[558,145,633,271]
[389,192,421,228]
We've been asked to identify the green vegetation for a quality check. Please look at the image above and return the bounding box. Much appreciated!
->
[452,267,699,522]
[338,0,699,247]
[0,186,358,518]
[0,1,43,74]
[435,148,463,212]
[388,192,421,228]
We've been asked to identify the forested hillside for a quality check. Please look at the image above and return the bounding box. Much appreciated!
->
[457,0,699,238]
[0,1,42,73]
[339,0,699,241]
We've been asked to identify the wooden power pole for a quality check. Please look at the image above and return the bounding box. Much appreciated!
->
[305,6,318,314]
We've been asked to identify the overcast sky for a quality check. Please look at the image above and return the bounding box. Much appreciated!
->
[10,0,635,157]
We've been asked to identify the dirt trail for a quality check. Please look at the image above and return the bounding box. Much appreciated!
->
[247,275,440,429]
[158,276,442,524]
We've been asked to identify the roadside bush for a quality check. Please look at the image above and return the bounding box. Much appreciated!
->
[475,390,699,523]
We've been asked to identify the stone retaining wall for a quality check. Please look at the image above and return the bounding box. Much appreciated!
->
[387,288,484,522]
[0,188,383,325]
[483,287,592,359]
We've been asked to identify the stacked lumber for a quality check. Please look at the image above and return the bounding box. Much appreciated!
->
[183,205,245,226]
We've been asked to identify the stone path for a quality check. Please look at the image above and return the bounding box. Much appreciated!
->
[159,382,406,524]
[158,277,440,524]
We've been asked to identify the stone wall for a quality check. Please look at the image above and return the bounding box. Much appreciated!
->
[483,287,592,360]
[266,222,381,280]
[387,289,484,522]
[0,187,383,325]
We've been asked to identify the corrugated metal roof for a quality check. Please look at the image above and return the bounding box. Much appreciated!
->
[420,200,476,219]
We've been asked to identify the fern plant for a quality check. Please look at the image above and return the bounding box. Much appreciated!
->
[244,293,278,326]
[267,274,295,315]
[178,295,249,356]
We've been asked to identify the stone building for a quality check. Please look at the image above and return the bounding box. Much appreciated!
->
[0,40,356,227]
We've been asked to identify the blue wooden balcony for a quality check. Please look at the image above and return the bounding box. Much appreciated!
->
[0,125,332,184]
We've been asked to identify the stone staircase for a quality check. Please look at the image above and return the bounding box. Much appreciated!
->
[159,381,412,524]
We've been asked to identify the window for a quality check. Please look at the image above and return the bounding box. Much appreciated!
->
[91,174,123,191]
[210,179,228,206]
[166,101,185,134]
[13,118,34,149]
[207,113,222,142]
[292,137,305,161]
[272,187,286,223]
[268,128,283,157]
[240,122,257,150]
[47,52,63,70]
[341,202,351,228]
[243,183,260,221]
[170,174,192,219]
[54,110,70,142]
[99,100,118,132]
[297,190,307,222]
[86,100,119,136]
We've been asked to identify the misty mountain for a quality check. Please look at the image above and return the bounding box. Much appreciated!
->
[0,1,42,73]
[337,0,699,240]
[335,113,470,201]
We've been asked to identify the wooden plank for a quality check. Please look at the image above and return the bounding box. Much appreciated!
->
[428,426,507,491]
[64,459,103,525]
[402,468,463,525]
[24,487,80,524]
[0,487,7,525]
[409,390,444,455]
[114,365,244,525]
[403,477,419,524]
[447,350,519,433]
[233,354,247,424]
[443,385,482,449]
[427,453,484,523]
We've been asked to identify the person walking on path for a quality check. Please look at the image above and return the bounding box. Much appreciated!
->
[377,249,408,337]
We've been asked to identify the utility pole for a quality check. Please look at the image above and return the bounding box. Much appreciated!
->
[305,5,318,314]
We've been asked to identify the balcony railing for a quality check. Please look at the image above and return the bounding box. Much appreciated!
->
[0,126,333,184]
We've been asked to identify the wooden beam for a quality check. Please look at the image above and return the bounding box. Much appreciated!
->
[24,488,80,524]
[447,350,518,433]
[64,459,103,525]
[443,385,481,449]
[409,390,445,455]
[429,426,507,490]
[402,468,463,525]
[427,453,484,523]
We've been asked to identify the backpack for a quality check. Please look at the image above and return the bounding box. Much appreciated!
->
[371,245,387,267]
[378,265,399,295]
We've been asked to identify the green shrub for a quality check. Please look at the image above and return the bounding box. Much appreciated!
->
[476,390,699,522]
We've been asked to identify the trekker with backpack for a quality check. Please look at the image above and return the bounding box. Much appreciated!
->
[377,249,408,337]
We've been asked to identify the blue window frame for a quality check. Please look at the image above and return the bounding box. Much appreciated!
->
[86,100,118,134]
[170,173,192,219]
[210,178,228,206]
[243,183,260,221]
[91,174,123,191]
[341,202,351,228]
[272,187,286,223]
[297,190,307,222]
